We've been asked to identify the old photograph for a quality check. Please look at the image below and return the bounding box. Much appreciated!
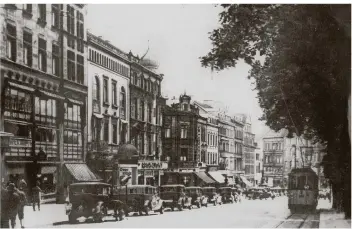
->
[0,2,351,228]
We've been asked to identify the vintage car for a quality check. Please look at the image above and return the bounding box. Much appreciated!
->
[257,188,272,200]
[113,185,164,216]
[218,187,235,204]
[65,182,125,223]
[202,187,222,206]
[160,185,192,211]
[185,186,209,208]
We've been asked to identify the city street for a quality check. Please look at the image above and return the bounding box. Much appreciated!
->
[52,197,291,228]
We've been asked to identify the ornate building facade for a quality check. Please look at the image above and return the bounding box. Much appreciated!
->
[0,4,91,202]
[128,53,167,186]
[86,32,130,182]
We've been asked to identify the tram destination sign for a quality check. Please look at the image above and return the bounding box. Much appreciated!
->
[138,160,168,170]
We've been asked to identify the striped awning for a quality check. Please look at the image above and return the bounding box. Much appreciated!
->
[65,163,102,182]
[194,172,216,184]
[208,171,226,183]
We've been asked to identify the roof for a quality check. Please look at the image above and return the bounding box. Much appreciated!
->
[185,186,202,189]
[194,101,213,109]
[263,129,289,139]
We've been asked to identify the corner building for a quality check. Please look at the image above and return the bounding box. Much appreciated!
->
[0,4,89,202]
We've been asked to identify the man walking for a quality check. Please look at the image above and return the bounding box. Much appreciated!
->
[32,182,42,211]
[16,186,27,228]
[4,183,20,228]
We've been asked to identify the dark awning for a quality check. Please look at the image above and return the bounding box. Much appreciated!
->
[194,172,216,184]
[208,171,226,183]
[35,89,65,100]
[8,82,35,92]
[65,163,102,182]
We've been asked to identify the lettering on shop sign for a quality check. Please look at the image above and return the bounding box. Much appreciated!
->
[119,168,132,176]
[138,161,162,170]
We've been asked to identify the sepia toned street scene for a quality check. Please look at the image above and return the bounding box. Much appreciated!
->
[0,3,350,228]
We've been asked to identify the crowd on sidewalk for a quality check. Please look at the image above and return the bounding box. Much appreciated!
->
[1,180,43,228]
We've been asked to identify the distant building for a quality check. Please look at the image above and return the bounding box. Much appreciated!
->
[254,146,263,186]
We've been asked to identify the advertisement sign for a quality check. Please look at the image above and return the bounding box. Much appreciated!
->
[144,170,154,177]
[119,167,132,177]
[138,160,168,170]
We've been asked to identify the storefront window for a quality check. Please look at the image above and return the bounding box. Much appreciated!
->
[64,103,82,159]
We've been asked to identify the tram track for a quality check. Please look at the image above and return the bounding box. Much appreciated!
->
[275,212,317,228]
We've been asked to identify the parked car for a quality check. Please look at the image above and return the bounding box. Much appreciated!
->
[65,182,124,223]
[218,187,235,204]
[113,185,164,216]
[202,187,222,206]
[160,185,192,211]
[185,186,208,208]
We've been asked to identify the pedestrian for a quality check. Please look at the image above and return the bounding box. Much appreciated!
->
[3,183,20,228]
[16,186,27,228]
[32,181,42,211]
[1,184,10,228]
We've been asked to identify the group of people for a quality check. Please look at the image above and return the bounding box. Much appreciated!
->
[1,180,42,228]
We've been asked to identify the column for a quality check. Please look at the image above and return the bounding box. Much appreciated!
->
[56,100,65,203]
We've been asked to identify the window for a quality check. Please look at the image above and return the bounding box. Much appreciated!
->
[23,31,32,67]
[104,118,109,142]
[256,154,259,160]
[148,103,152,123]
[165,128,171,138]
[120,87,126,119]
[112,123,117,144]
[181,127,188,139]
[38,4,46,22]
[67,5,75,35]
[93,76,100,102]
[76,11,84,52]
[103,78,108,103]
[77,55,84,84]
[139,100,144,120]
[52,44,59,76]
[52,5,59,28]
[67,51,75,80]
[23,4,32,13]
[112,81,117,106]
[6,24,16,62]
[134,98,138,119]
[64,103,82,159]
[133,73,138,85]
[180,148,187,161]
[38,38,47,72]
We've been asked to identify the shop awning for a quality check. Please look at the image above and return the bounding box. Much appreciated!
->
[240,175,253,187]
[65,163,102,182]
[41,166,56,174]
[35,89,65,100]
[208,171,226,183]
[194,172,216,184]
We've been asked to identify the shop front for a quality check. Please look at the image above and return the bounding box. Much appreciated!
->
[137,160,168,186]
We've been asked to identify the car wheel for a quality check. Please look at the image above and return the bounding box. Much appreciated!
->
[118,209,125,221]
[138,211,143,216]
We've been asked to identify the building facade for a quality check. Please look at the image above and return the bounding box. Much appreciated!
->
[242,116,256,185]
[162,94,208,186]
[128,53,166,186]
[254,146,263,185]
[86,32,130,181]
[0,4,91,202]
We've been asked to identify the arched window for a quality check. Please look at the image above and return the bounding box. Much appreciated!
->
[134,72,138,85]
[120,86,126,119]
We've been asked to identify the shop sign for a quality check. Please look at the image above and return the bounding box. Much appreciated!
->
[138,161,168,170]
[119,167,132,177]
[144,170,154,177]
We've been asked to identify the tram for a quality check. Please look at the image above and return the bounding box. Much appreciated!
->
[287,167,319,213]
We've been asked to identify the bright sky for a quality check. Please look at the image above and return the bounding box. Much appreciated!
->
[87,4,271,144]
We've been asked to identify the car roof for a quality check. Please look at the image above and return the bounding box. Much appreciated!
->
[70,182,111,187]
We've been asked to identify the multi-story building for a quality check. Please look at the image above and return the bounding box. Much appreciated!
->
[86,32,130,181]
[193,101,219,171]
[162,94,216,186]
[254,146,263,186]
[241,115,256,186]
[0,4,92,202]
[232,115,245,176]
[128,53,167,186]
[262,130,286,187]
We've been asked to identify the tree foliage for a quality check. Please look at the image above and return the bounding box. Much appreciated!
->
[201,4,351,217]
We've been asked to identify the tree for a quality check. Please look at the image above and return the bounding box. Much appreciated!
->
[201,4,350,218]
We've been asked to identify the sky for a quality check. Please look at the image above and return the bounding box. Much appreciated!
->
[87,4,271,144]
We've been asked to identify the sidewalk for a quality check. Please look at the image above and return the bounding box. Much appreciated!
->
[318,198,351,228]
[16,204,67,228]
